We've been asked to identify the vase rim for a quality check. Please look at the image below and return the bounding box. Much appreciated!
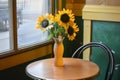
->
[53,36,64,43]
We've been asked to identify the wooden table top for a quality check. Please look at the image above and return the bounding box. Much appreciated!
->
[26,58,99,80]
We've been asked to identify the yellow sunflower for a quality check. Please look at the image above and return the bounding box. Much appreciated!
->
[67,23,79,41]
[36,14,54,32]
[55,8,75,28]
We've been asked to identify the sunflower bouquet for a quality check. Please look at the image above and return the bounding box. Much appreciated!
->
[36,8,79,41]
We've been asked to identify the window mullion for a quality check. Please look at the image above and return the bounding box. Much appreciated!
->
[52,0,55,15]
[10,0,18,51]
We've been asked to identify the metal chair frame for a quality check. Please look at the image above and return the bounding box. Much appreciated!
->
[72,42,115,80]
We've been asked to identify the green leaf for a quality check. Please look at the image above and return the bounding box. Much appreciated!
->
[47,33,54,40]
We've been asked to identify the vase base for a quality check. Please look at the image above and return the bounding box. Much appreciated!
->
[55,64,64,67]
[55,63,64,67]
[54,58,64,67]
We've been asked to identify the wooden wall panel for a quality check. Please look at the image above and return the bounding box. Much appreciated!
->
[66,0,85,16]
[108,0,120,6]
[86,0,120,6]
[86,0,106,5]
[66,0,85,3]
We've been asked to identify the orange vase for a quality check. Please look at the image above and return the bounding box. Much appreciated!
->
[53,36,64,67]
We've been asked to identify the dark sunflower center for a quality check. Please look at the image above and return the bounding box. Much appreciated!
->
[68,26,74,35]
[41,20,49,28]
[60,13,70,23]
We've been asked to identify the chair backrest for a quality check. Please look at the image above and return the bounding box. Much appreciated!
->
[72,42,115,80]
[114,64,120,80]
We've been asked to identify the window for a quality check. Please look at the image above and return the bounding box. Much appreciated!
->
[17,0,52,47]
[0,0,10,52]
[0,0,54,56]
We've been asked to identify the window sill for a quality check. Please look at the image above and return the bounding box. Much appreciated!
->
[0,40,53,70]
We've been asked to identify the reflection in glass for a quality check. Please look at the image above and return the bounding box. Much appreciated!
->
[0,0,10,52]
[17,0,51,48]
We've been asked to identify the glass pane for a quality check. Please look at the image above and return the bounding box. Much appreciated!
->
[0,0,11,52]
[17,0,51,47]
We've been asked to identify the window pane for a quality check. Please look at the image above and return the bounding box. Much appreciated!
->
[17,0,51,48]
[0,0,11,52]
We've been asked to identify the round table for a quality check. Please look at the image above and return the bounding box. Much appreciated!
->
[26,58,99,80]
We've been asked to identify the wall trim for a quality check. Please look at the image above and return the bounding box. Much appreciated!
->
[82,5,120,60]
[83,5,120,22]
